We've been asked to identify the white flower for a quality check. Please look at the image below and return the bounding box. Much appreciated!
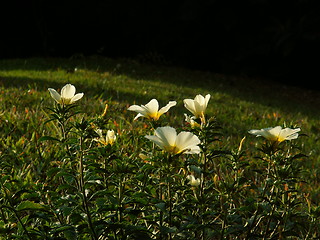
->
[48,84,84,105]
[248,126,301,143]
[95,129,116,146]
[184,114,200,128]
[187,175,201,187]
[145,126,201,155]
[128,99,176,121]
[183,94,210,119]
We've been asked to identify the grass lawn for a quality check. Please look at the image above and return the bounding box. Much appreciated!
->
[0,56,319,238]
[1,56,319,191]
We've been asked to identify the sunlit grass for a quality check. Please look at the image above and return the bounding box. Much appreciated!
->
[1,56,319,161]
[0,57,319,238]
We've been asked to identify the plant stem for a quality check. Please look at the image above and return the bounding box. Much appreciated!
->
[159,165,163,240]
[1,184,32,240]
[78,136,98,240]
[166,154,175,240]
[200,130,208,240]
[118,175,125,238]
[13,207,33,240]
[168,180,173,240]
[262,200,277,240]
[246,160,272,238]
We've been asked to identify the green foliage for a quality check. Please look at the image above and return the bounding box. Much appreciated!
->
[0,57,319,239]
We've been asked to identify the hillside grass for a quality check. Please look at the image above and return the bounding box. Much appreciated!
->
[0,56,319,199]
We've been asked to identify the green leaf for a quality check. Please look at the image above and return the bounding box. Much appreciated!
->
[16,201,46,211]
[189,165,202,175]
[160,226,177,234]
[38,135,61,142]
[155,202,166,212]
[52,225,77,240]
[47,167,61,178]
[64,229,78,240]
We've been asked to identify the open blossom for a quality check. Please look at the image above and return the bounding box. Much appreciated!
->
[248,126,301,143]
[48,84,84,105]
[145,126,201,155]
[94,129,116,146]
[128,99,176,121]
[187,175,201,187]
[183,94,210,119]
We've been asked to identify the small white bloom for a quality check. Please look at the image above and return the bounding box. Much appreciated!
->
[248,126,301,143]
[48,84,84,105]
[187,175,201,187]
[183,94,210,119]
[95,129,116,146]
[128,99,176,121]
[184,114,200,128]
[145,126,201,155]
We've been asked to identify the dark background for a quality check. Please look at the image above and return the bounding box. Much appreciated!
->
[1,0,320,87]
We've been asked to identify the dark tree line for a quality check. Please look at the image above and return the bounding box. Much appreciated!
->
[1,0,320,85]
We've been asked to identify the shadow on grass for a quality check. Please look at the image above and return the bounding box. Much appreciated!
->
[1,56,319,120]
[0,75,148,104]
[1,57,319,172]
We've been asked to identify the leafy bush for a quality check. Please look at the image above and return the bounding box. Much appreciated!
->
[0,82,318,239]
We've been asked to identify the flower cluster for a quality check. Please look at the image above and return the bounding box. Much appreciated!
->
[48,84,302,152]
[48,85,302,154]
[127,95,213,156]
[16,82,308,240]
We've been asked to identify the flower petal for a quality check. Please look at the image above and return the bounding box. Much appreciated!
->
[158,101,177,115]
[145,135,166,149]
[249,126,300,142]
[268,126,282,137]
[70,93,84,104]
[107,130,116,144]
[144,99,159,116]
[193,100,203,117]
[248,129,264,137]
[183,98,196,116]
[279,127,301,141]
[154,126,177,147]
[61,84,76,99]
[187,175,201,186]
[95,129,103,138]
[133,113,144,120]
[175,131,201,154]
[128,105,148,116]
[249,127,278,140]
[128,100,159,119]
[204,94,211,106]
[48,88,61,103]
[194,94,205,106]
[183,146,201,154]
